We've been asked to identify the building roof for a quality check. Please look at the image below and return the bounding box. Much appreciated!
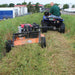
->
[32,4,44,7]
[32,5,35,6]
[15,5,27,7]
[39,5,43,6]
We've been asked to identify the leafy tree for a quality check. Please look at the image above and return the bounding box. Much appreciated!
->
[55,3,59,6]
[9,3,14,7]
[0,4,8,7]
[31,6,35,13]
[27,2,33,13]
[44,4,51,8]
[17,3,22,5]
[35,3,40,12]
[27,2,41,13]
[22,1,27,5]
[63,4,69,9]
[72,5,75,8]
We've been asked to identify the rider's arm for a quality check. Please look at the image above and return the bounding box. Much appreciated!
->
[43,16,49,20]
[49,7,53,15]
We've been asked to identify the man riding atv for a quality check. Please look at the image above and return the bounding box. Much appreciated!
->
[49,2,61,18]
[41,2,65,33]
[43,2,61,20]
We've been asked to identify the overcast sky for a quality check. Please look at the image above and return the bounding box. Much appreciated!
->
[0,0,75,5]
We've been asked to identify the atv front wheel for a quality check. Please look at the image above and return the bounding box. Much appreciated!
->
[41,22,47,33]
[41,37,46,48]
[6,40,12,52]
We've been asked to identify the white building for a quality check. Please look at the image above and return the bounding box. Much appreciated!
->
[0,5,28,20]
[64,3,75,13]
[14,5,28,16]
[64,8,75,12]
[0,7,17,19]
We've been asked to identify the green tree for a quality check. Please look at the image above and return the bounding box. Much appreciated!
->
[0,4,8,7]
[27,2,40,13]
[44,4,51,8]
[27,2,33,13]
[63,4,69,9]
[72,5,75,8]
[9,3,14,7]
[55,3,59,6]
[35,3,40,12]
[31,6,36,13]
[22,2,27,5]
[17,3,22,5]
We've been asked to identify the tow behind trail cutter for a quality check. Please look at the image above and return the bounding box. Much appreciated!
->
[6,23,46,52]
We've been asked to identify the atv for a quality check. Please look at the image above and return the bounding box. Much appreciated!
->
[5,23,46,52]
[41,12,65,33]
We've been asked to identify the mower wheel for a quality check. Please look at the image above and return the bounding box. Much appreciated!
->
[41,37,46,48]
[41,22,47,33]
[6,40,12,52]
[59,23,65,33]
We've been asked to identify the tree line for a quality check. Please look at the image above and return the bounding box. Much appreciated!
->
[0,2,41,13]
[0,2,27,7]
[0,2,75,13]
[45,3,75,9]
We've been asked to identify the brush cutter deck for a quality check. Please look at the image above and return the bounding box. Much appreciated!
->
[13,31,41,46]
[6,25,46,52]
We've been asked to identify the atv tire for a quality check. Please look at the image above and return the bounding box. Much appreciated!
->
[41,37,46,48]
[6,40,12,52]
[41,20,47,33]
[59,23,65,33]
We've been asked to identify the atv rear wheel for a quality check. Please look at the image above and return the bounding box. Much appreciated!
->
[41,37,46,48]
[6,40,12,52]
[59,23,65,33]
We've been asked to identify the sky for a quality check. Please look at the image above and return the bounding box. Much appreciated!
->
[0,0,75,5]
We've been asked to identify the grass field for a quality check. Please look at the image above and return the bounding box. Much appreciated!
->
[0,13,75,75]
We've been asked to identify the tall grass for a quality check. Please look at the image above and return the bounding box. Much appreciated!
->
[61,15,75,38]
[0,13,43,58]
[0,13,75,75]
[0,13,75,58]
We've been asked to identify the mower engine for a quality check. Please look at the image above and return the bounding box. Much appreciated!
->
[18,24,33,33]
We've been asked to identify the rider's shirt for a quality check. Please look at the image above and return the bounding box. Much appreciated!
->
[49,5,61,16]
